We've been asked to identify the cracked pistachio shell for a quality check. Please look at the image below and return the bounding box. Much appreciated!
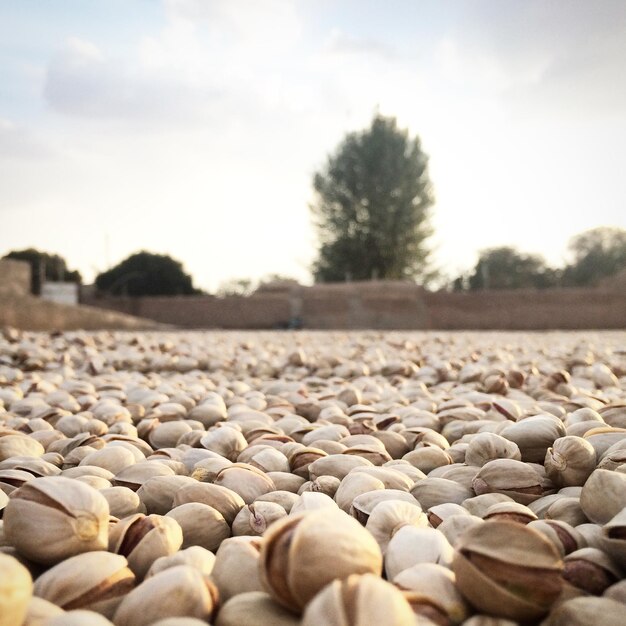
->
[411,477,473,509]
[211,536,264,602]
[544,496,587,526]
[543,597,626,626]
[527,520,586,556]
[172,481,245,525]
[580,469,626,524]
[562,547,620,595]
[33,551,135,618]
[402,446,452,473]
[266,471,306,493]
[350,489,419,525]
[437,515,484,548]
[260,509,383,612]
[307,455,373,481]
[4,476,109,565]
[462,494,514,518]
[501,415,566,463]
[109,513,183,581]
[483,501,537,524]
[302,574,415,626]
[472,459,543,505]
[298,475,341,498]
[394,562,470,625]
[136,475,196,514]
[113,565,219,626]
[350,465,414,491]
[290,491,338,515]
[200,426,248,461]
[453,520,563,621]
[0,553,32,626]
[146,546,216,578]
[216,591,300,626]
[213,463,276,504]
[385,526,454,580]
[232,501,287,536]
[335,472,385,512]
[113,462,175,492]
[0,434,45,461]
[428,503,470,527]
[464,432,521,467]
[600,508,626,568]
[79,446,138,475]
[544,436,596,487]
[166,502,230,551]
[365,500,428,554]
[461,618,517,626]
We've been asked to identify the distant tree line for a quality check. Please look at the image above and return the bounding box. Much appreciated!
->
[451,227,626,291]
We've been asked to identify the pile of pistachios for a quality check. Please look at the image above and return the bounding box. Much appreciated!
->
[1,328,625,625]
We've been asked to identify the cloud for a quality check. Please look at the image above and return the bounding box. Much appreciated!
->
[0,118,52,159]
[324,29,396,60]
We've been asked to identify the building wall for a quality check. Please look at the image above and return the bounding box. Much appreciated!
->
[83,281,626,330]
[0,259,31,296]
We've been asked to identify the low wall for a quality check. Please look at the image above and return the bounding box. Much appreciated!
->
[0,295,164,331]
[83,281,626,330]
[0,259,31,296]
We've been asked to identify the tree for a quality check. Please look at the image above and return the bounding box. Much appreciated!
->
[95,251,197,296]
[311,114,435,283]
[562,227,626,286]
[216,278,255,297]
[466,247,559,290]
[3,248,81,295]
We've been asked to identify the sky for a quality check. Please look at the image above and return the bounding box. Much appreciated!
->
[1,0,626,291]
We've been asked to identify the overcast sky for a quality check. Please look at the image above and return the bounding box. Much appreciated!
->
[2,0,626,290]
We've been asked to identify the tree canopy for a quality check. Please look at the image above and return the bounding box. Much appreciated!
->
[311,114,435,284]
[95,251,197,296]
[3,248,81,295]
[562,226,626,287]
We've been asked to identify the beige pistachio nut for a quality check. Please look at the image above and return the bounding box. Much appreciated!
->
[428,503,470,528]
[0,434,45,462]
[600,507,626,568]
[350,489,419,525]
[544,496,588,526]
[4,476,109,565]
[298,475,341,498]
[460,617,518,626]
[146,546,216,578]
[411,477,473,510]
[350,465,414,491]
[136,475,196,514]
[254,490,300,513]
[33,551,134,618]
[437,514,484,548]
[166,502,230,550]
[562,547,620,595]
[200,426,248,461]
[172,481,245,525]
[215,591,300,626]
[544,436,596,487]
[79,446,138,475]
[0,552,32,626]
[23,596,65,625]
[112,462,175,492]
[302,573,416,626]
[213,463,276,504]
[100,487,145,519]
[500,415,566,463]
[290,491,338,515]
[482,501,537,524]
[452,520,563,621]
[393,562,470,625]
[266,471,306,493]
[580,469,626,524]
[603,579,626,604]
[543,596,626,625]
[211,536,264,602]
[334,472,385,512]
[113,565,219,626]
[575,523,605,550]
[307,454,373,481]
[231,501,287,536]
[109,513,183,580]
[259,509,382,612]
[461,494,514,518]
[472,459,544,505]
[527,520,586,556]
[464,432,521,467]
[385,526,453,580]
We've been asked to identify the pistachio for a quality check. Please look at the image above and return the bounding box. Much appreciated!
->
[453,520,563,621]
[146,546,216,578]
[211,536,264,602]
[216,591,300,626]
[113,565,219,626]
[545,436,597,487]
[259,509,382,612]
[0,552,32,626]
[33,551,134,618]
[302,574,416,626]
[4,476,109,564]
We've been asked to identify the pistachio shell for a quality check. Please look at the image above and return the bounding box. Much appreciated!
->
[0,553,32,626]
[216,591,300,626]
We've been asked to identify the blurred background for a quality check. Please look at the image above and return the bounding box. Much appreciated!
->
[1,0,625,300]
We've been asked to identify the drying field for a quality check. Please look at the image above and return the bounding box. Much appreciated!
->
[1,329,626,625]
